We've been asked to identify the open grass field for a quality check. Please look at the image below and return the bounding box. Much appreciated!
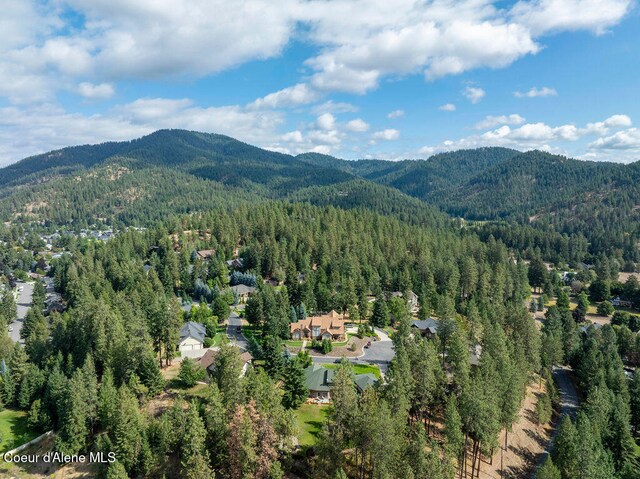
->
[295,403,331,447]
[0,409,39,453]
[323,363,381,378]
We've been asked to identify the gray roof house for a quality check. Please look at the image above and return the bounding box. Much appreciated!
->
[230,284,256,302]
[411,318,439,338]
[178,321,206,352]
[304,365,378,401]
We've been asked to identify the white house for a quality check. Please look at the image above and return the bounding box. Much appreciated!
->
[178,321,206,353]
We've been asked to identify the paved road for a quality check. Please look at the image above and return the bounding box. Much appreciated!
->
[535,366,579,471]
[8,281,34,343]
[311,328,395,374]
[226,311,249,351]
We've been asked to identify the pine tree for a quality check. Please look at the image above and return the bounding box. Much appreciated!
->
[282,359,308,409]
[444,396,464,469]
[552,416,578,479]
[370,299,389,328]
[537,456,561,479]
[99,368,119,432]
[56,369,89,455]
[180,402,214,479]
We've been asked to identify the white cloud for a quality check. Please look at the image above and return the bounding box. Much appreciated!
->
[439,103,457,111]
[514,86,558,98]
[589,128,640,150]
[346,118,370,132]
[463,86,485,104]
[474,114,526,129]
[316,113,336,131]
[310,101,358,115]
[416,113,635,161]
[0,0,632,106]
[0,98,285,165]
[372,129,400,141]
[249,83,319,110]
[387,109,404,119]
[77,82,115,100]
[510,0,632,35]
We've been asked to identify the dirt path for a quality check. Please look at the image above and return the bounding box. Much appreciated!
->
[462,379,553,479]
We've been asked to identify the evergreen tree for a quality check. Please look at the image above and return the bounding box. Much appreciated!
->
[180,402,214,479]
[537,456,561,479]
[282,359,308,409]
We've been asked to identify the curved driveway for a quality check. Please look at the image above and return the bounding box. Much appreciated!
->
[310,328,395,374]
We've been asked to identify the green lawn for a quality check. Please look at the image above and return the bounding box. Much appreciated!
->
[323,363,381,378]
[0,409,39,453]
[295,404,331,446]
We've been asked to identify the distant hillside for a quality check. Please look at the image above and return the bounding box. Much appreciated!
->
[0,129,638,259]
[0,130,354,193]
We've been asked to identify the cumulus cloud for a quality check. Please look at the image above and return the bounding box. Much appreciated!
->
[249,83,319,110]
[463,86,485,104]
[77,82,115,99]
[514,86,558,98]
[0,0,634,163]
[439,103,457,111]
[310,101,358,115]
[474,114,526,129]
[0,98,285,165]
[416,113,635,160]
[346,118,370,132]
[316,113,336,131]
[510,0,632,35]
[589,128,640,150]
[372,129,400,141]
[7,0,628,101]
[388,109,404,119]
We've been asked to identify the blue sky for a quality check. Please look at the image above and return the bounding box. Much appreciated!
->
[0,0,638,164]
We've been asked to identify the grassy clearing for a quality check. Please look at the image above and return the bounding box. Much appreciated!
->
[295,404,331,447]
[0,409,39,453]
[322,363,381,378]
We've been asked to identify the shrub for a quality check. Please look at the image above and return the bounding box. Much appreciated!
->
[178,358,206,387]
[596,301,614,316]
[321,339,333,354]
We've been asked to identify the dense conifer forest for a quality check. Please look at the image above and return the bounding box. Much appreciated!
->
[0,131,638,478]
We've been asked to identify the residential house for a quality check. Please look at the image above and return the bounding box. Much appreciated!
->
[178,321,206,353]
[196,249,216,261]
[45,293,65,314]
[411,318,439,339]
[199,348,253,377]
[469,344,483,367]
[230,284,256,303]
[580,323,603,334]
[305,365,334,400]
[304,365,377,401]
[290,310,346,341]
[225,258,244,269]
[612,297,633,308]
[389,290,419,313]
[354,373,378,393]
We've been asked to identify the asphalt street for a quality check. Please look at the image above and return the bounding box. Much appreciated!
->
[8,281,34,343]
[226,311,249,351]
[535,365,580,470]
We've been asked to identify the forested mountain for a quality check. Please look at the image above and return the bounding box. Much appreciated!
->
[1,131,639,479]
[1,129,639,261]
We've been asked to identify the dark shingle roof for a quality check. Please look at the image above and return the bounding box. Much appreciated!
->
[354,373,377,392]
[304,365,335,391]
[179,321,206,343]
[411,318,438,333]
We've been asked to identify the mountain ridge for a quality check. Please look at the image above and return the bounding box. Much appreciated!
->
[1,129,639,258]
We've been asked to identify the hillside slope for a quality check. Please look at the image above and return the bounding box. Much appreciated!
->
[0,129,639,259]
